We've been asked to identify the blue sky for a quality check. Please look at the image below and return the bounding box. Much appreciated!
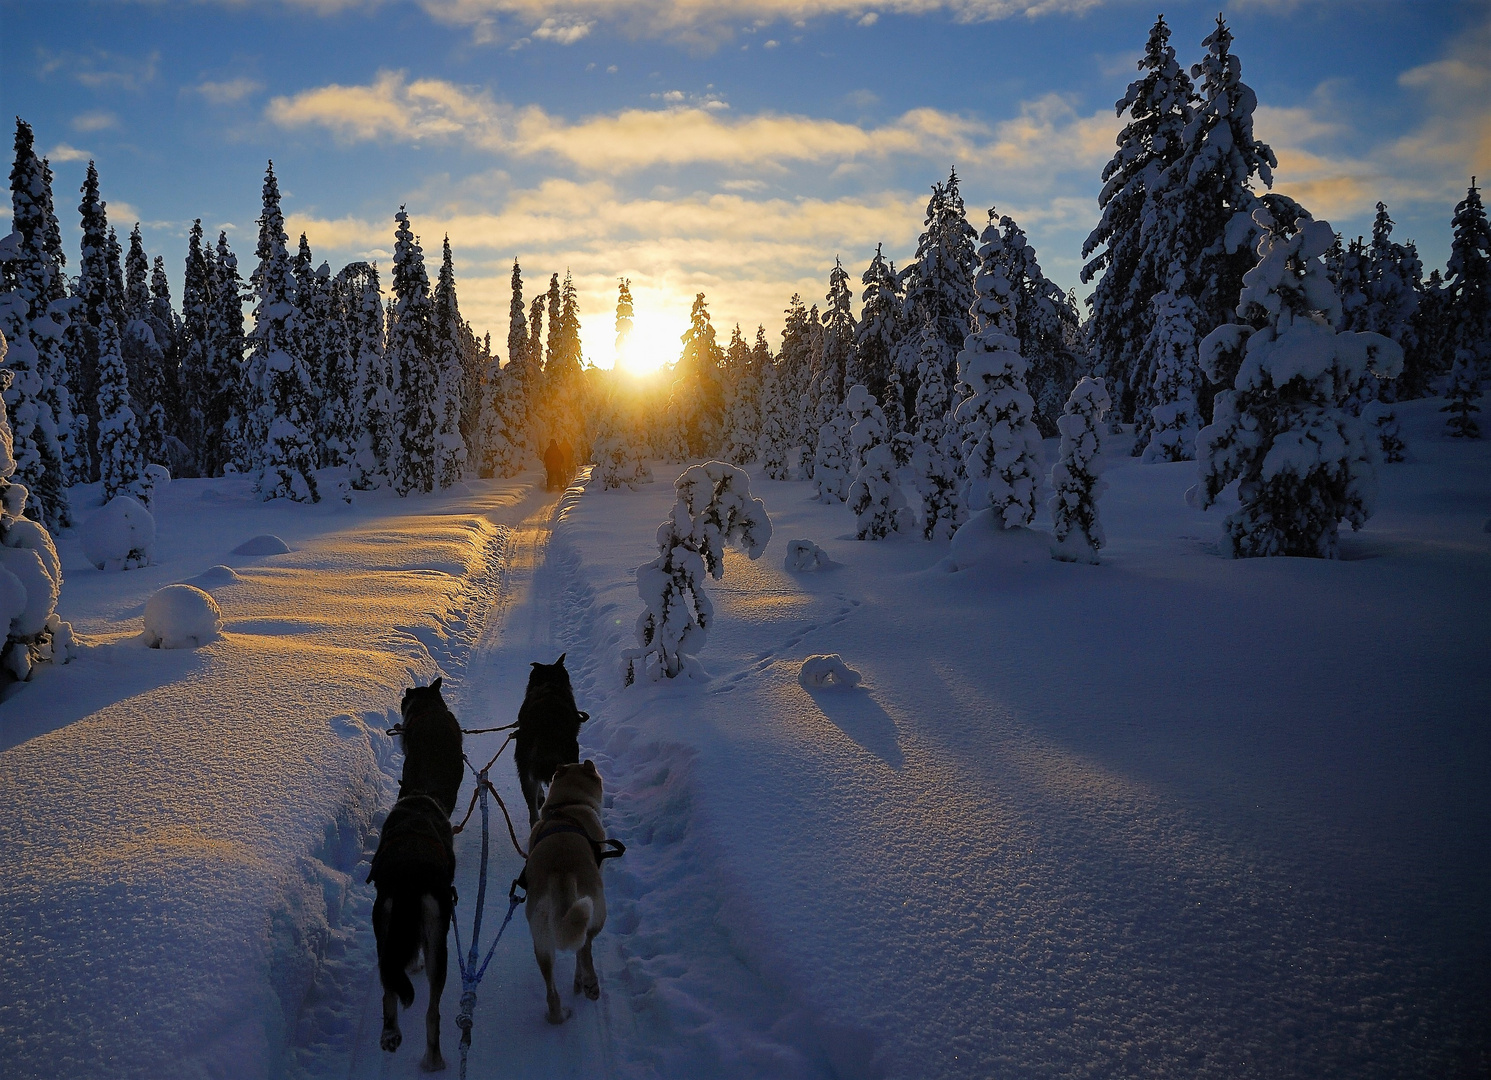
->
[3,0,1486,368]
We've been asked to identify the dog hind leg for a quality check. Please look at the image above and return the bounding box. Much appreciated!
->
[419,895,448,1072]
[374,894,405,1053]
[533,939,571,1024]
[574,928,600,1000]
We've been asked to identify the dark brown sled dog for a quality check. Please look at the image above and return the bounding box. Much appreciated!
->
[368,678,464,1071]
[514,654,588,826]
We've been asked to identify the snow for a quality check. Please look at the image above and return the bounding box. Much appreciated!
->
[142,584,224,649]
[798,654,861,689]
[79,494,156,571]
[783,538,834,572]
[234,533,292,556]
[2,396,1488,1080]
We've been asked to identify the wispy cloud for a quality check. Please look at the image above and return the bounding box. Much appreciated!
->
[71,111,118,133]
[193,77,266,105]
[37,47,159,92]
[47,143,93,164]
[267,70,1112,177]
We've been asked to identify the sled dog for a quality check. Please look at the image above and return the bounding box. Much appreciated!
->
[369,793,456,1071]
[514,655,587,825]
[368,678,465,1070]
[398,677,464,816]
[525,759,609,1024]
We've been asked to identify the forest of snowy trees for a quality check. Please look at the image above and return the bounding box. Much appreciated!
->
[2,16,1488,567]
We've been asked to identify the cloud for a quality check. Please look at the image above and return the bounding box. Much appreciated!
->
[194,77,266,105]
[37,48,159,92]
[47,144,92,164]
[72,111,118,133]
[530,15,593,43]
[267,70,1115,177]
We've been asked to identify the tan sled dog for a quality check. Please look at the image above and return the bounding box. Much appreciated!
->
[525,759,613,1024]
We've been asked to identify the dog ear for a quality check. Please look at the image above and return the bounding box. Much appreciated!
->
[430,676,443,692]
[583,759,596,774]
[556,652,566,667]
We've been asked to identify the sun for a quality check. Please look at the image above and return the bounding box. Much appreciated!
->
[608,297,688,376]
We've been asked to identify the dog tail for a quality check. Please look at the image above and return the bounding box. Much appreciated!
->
[557,879,593,952]
[378,891,422,1008]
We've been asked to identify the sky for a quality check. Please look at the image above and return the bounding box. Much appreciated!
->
[2,0,1487,371]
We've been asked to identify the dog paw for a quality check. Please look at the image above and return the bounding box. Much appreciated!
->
[381,1025,402,1053]
[419,1049,446,1072]
[546,1005,573,1025]
[583,979,600,1001]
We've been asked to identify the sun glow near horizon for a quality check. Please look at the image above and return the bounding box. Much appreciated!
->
[597,286,693,376]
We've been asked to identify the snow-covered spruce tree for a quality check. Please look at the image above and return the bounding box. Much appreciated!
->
[1403,268,1451,400]
[993,212,1081,436]
[179,220,212,471]
[623,460,772,684]
[248,164,319,503]
[121,224,170,463]
[1136,16,1276,455]
[675,292,724,457]
[821,256,856,405]
[955,213,1044,530]
[314,260,356,468]
[812,385,852,503]
[1049,377,1111,564]
[1361,203,1422,359]
[856,245,908,436]
[614,277,633,363]
[149,254,186,455]
[909,317,965,540]
[388,208,438,495]
[339,262,392,488]
[72,160,116,480]
[35,155,84,488]
[756,345,793,480]
[905,170,978,399]
[1194,206,1403,558]
[1139,289,1204,463]
[1440,178,1491,438]
[209,232,250,474]
[432,236,469,487]
[1,119,70,528]
[95,286,147,504]
[0,344,75,685]
[845,383,907,539]
[1082,14,1195,428]
[720,324,760,465]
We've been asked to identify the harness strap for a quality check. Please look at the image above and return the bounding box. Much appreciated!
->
[528,819,627,866]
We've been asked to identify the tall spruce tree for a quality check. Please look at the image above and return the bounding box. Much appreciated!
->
[1082,14,1195,426]
[955,213,1043,530]
[73,161,115,478]
[248,163,319,502]
[993,211,1081,436]
[1,118,71,527]
[615,277,634,361]
[1446,179,1491,376]
[211,232,250,473]
[389,208,438,495]
[180,219,213,473]
[121,224,170,462]
[432,235,469,487]
[1137,16,1276,459]
[674,292,723,457]
[821,256,857,407]
[905,170,978,400]
[342,261,394,488]
[1196,205,1403,555]
[855,243,905,431]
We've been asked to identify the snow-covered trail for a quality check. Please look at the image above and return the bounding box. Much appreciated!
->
[302,475,646,1080]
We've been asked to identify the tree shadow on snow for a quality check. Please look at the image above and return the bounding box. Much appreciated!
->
[806,687,904,770]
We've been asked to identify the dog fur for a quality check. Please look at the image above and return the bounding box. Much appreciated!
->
[368,678,464,1071]
[514,655,585,826]
[398,677,464,816]
[524,759,608,1024]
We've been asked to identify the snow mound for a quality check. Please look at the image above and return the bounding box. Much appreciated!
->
[784,538,834,571]
[193,565,244,586]
[81,495,155,571]
[799,654,862,689]
[144,463,171,492]
[142,584,223,649]
[943,510,1053,573]
[232,534,290,556]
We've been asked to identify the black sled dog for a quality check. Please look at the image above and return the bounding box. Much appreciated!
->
[367,678,464,1071]
[515,654,588,825]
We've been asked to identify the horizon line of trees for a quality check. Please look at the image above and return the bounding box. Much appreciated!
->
[2,12,1487,557]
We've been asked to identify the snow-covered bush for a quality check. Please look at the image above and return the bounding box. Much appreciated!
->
[624,461,773,684]
[81,495,156,571]
[955,215,1044,530]
[1362,400,1406,463]
[1193,207,1403,558]
[849,444,911,540]
[0,356,75,682]
[142,584,223,649]
[784,538,833,572]
[799,654,861,689]
[812,401,852,503]
[1441,356,1481,439]
[1049,377,1111,564]
[232,534,289,556]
